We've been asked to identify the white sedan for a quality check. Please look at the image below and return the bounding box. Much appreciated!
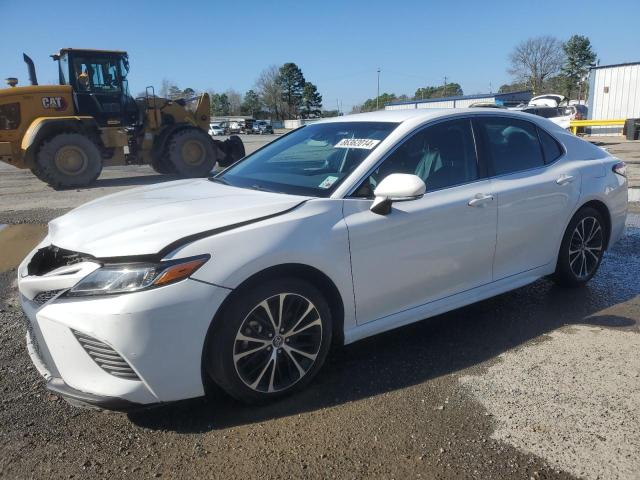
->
[18,109,628,409]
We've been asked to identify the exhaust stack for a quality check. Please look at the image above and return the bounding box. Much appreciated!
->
[23,53,38,86]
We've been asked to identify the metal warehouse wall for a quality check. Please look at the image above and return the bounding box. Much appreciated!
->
[588,63,640,135]
[385,96,496,110]
[386,103,416,110]
[453,97,495,108]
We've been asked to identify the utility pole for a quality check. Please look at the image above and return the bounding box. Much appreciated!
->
[376,68,381,110]
[336,99,340,116]
[443,75,447,97]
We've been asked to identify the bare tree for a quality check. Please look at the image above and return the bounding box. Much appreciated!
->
[256,65,284,120]
[225,89,243,116]
[508,36,565,94]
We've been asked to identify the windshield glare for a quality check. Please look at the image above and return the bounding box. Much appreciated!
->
[216,121,398,197]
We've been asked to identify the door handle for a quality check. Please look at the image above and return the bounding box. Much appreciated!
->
[468,193,494,207]
[556,174,575,185]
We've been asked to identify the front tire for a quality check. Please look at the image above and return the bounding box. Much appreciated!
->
[35,133,103,188]
[553,207,606,287]
[205,278,332,404]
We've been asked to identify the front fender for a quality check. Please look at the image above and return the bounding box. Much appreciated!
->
[21,116,100,167]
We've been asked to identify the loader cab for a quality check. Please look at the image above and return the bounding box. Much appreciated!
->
[54,49,138,127]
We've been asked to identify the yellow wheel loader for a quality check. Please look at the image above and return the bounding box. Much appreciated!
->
[0,49,245,188]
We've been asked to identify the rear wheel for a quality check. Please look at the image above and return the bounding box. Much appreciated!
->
[35,133,103,188]
[205,278,332,404]
[553,207,606,287]
[166,128,217,177]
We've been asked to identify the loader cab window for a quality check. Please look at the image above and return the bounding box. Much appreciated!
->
[72,57,122,93]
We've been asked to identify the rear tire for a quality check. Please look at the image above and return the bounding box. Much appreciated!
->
[35,133,102,188]
[553,207,606,287]
[166,128,216,177]
[205,277,332,404]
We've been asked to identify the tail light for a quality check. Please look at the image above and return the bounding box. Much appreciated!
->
[612,161,627,177]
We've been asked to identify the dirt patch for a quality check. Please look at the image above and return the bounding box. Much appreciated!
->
[460,325,640,480]
[0,224,47,272]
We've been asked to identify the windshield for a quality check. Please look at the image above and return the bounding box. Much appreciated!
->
[215,121,398,197]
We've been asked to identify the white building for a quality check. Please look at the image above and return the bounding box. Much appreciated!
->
[385,91,532,110]
[587,61,640,135]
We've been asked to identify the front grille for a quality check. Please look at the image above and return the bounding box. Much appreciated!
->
[72,330,140,380]
[33,289,63,306]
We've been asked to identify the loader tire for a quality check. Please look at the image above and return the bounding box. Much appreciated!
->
[36,133,103,189]
[166,128,216,177]
[150,152,177,175]
[218,135,246,168]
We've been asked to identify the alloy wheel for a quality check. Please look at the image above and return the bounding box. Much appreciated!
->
[233,293,323,393]
[569,216,603,279]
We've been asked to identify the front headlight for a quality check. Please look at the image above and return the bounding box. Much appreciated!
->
[66,255,209,297]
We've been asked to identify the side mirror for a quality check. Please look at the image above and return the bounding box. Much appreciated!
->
[370,173,426,215]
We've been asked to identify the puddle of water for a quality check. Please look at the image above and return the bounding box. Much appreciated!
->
[0,224,6,232]
[0,224,47,272]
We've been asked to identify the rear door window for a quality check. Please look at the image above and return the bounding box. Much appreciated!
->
[475,117,545,176]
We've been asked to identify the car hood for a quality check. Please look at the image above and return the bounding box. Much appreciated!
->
[47,179,310,258]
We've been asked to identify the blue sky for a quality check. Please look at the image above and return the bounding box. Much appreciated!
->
[1,0,638,111]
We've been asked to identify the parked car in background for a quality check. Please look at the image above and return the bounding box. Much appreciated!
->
[18,109,627,409]
[529,94,566,107]
[521,106,572,130]
[252,120,274,134]
[209,124,225,136]
[228,121,244,134]
[565,104,588,120]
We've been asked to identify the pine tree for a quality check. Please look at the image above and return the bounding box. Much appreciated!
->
[561,35,597,100]
[242,89,262,116]
[277,63,306,119]
[301,82,322,118]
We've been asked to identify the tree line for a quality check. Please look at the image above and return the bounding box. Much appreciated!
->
[353,34,596,112]
[153,34,597,117]
[500,34,596,99]
[157,62,328,120]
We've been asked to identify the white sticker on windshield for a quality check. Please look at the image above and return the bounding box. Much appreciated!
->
[334,138,381,150]
[319,176,339,189]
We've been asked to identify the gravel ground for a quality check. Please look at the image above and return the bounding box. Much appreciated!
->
[460,326,640,480]
[0,134,639,479]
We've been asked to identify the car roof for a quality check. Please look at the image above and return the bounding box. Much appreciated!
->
[316,108,545,125]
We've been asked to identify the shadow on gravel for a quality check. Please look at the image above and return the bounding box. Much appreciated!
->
[128,227,640,433]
